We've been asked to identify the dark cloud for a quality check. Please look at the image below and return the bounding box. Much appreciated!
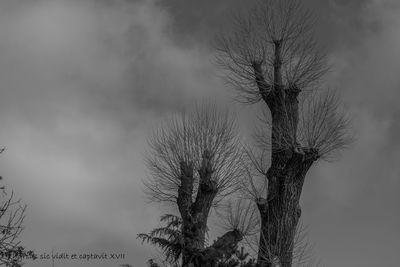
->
[157,0,243,44]
[159,0,383,51]
[0,0,399,266]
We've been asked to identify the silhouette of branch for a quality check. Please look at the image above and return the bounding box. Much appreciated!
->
[215,0,328,104]
[144,102,245,207]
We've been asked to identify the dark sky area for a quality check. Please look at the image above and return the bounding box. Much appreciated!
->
[0,0,399,266]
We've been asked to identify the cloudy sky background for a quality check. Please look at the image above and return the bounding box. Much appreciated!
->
[0,0,399,266]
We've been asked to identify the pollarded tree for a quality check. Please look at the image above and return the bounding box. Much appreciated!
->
[216,0,353,266]
[142,103,254,266]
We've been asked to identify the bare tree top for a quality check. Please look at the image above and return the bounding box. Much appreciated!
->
[215,0,328,103]
[144,102,245,205]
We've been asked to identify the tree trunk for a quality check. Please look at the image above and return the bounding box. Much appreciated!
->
[253,41,319,267]
[257,149,316,267]
[178,150,219,267]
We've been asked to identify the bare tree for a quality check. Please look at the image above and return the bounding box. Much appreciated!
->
[142,102,249,266]
[216,0,328,105]
[216,0,352,266]
[0,150,35,266]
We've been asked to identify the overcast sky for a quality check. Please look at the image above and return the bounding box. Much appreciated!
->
[0,0,399,266]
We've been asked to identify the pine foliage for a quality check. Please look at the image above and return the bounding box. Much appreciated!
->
[137,214,184,263]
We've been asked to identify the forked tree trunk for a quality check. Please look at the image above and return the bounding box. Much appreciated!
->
[178,151,218,267]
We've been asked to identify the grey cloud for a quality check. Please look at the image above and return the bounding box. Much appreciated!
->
[300,2,400,265]
[0,0,225,266]
[159,0,384,52]
[0,0,399,266]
